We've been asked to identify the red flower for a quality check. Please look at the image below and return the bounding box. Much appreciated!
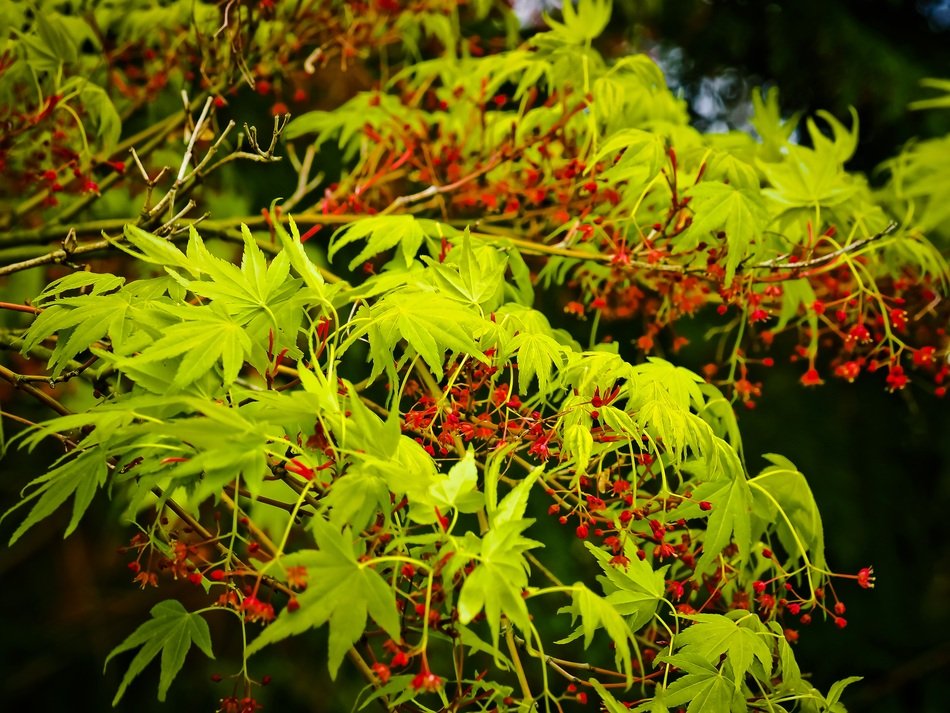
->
[371,662,391,684]
[411,668,443,692]
[912,347,935,368]
[885,365,908,391]
[834,360,861,382]
[847,324,871,343]
[800,367,823,386]
[856,566,875,589]
[749,308,770,323]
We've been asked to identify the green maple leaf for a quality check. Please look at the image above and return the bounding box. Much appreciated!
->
[593,128,667,189]
[358,288,488,381]
[105,600,214,706]
[759,144,860,214]
[1,449,108,544]
[330,215,437,270]
[423,233,509,311]
[749,454,826,571]
[245,519,400,678]
[629,358,706,412]
[673,614,773,690]
[586,541,665,631]
[658,657,739,712]
[22,291,132,376]
[457,470,543,655]
[510,330,568,396]
[556,584,636,681]
[691,473,753,576]
[121,303,252,389]
[685,181,769,285]
[184,226,300,327]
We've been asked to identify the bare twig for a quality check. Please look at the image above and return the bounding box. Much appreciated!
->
[749,222,898,272]
[0,363,72,416]
[146,96,216,220]
[155,200,197,236]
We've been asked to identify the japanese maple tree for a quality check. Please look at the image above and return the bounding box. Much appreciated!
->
[1,1,947,712]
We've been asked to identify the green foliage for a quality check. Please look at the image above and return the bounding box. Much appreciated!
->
[105,600,214,706]
[246,520,401,678]
[2,2,947,711]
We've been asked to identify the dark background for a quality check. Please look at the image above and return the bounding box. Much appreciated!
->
[2,1,949,710]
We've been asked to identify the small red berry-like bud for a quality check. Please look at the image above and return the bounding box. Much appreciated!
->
[857,566,875,589]
[834,602,846,615]
[261,675,271,686]
[576,692,588,704]
[188,572,203,585]
[699,501,712,511]
[800,613,812,625]
[814,587,824,599]
[787,603,801,615]
[834,616,847,629]
[761,548,772,558]
[619,509,633,525]
[371,662,391,684]
[548,503,560,515]
[784,628,799,643]
[211,673,223,682]
[575,524,589,539]
[210,569,226,581]
[762,357,775,367]
[558,515,568,525]
[752,580,766,594]
[127,561,141,573]
[287,598,300,612]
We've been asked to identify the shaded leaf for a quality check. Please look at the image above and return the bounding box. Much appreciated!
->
[105,600,213,705]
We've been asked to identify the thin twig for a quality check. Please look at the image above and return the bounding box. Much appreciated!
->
[0,363,72,416]
[749,222,898,272]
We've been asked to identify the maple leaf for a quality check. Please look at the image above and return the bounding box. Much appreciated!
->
[585,541,666,631]
[685,181,770,285]
[556,584,637,682]
[672,613,773,690]
[245,519,400,678]
[749,454,826,572]
[457,467,542,656]
[357,288,489,382]
[1,449,108,545]
[690,472,753,576]
[105,600,214,705]
[652,654,740,712]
